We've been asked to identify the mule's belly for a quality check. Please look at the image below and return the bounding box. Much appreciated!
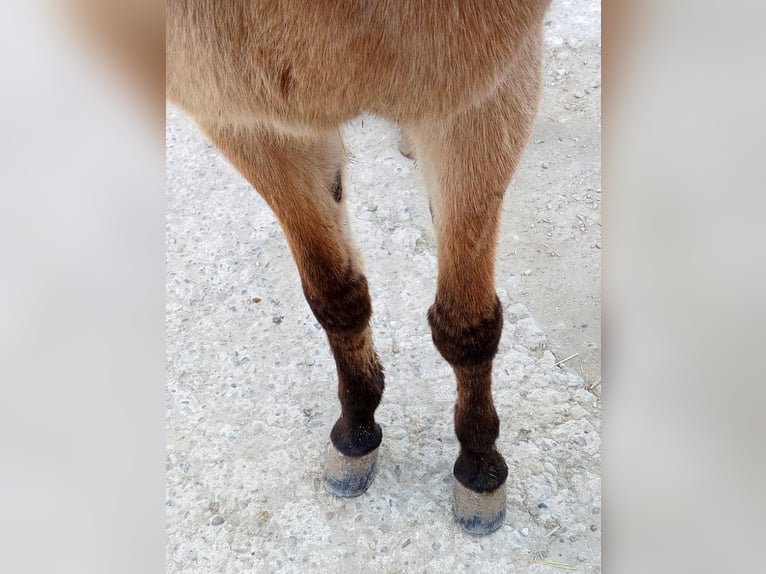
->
[166,0,546,129]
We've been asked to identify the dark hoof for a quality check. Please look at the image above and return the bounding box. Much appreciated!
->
[322,443,378,498]
[453,480,506,535]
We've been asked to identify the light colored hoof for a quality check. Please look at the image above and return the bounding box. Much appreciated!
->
[453,480,507,535]
[322,444,379,498]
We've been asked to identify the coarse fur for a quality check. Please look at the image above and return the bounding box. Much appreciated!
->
[167,0,551,533]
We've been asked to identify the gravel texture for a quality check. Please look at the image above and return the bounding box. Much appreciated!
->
[166,1,601,571]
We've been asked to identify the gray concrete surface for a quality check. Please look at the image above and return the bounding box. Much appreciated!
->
[166,1,601,571]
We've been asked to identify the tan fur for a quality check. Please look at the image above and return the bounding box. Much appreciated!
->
[167,1,548,127]
[168,0,551,515]
[167,0,547,309]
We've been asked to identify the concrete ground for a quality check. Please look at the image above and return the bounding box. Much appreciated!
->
[166,1,600,572]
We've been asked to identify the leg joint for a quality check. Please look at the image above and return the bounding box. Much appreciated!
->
[428,296,503,368]
[303,265,371,336]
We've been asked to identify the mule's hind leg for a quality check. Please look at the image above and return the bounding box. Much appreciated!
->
[200,122,384,497]
[407,37,542,534]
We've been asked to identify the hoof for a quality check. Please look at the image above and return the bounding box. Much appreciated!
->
[453,480,506,535]
[322,443,379,498]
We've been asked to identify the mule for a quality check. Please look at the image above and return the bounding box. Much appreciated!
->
[166,0,550,535]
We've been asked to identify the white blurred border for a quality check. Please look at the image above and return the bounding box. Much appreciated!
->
[606,1,766,572]
[0,3,164,573]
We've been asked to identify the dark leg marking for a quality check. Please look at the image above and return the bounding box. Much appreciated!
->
[302,264,370,336]
[453,443,508,492]
[303,264,384,457]
[314,264,384,496]
[428,295,508,493]
[427,296,503,369]
[329,171,342,203]
[328,340,384,456]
